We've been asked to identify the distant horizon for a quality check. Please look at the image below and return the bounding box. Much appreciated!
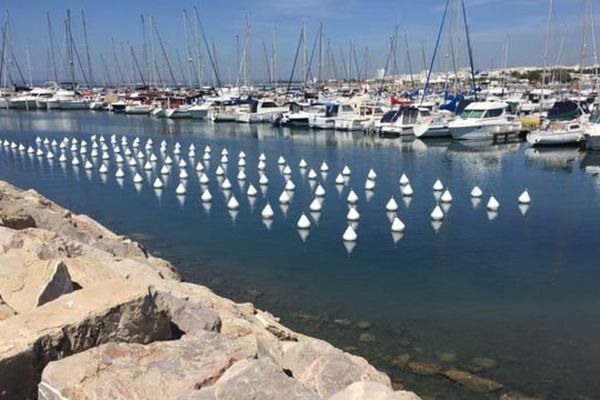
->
[0,0,596,87]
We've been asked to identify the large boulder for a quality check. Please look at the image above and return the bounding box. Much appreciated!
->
[39,332,258,400]
[0,280,171,400]
[0,294,15,321]
[328,382,422,400]
[155,292,222,334]
[184,357,321,400]
[36,261,74,306]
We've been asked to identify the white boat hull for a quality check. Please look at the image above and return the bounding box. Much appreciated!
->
[414,123,450,138]
[527,131,584,146]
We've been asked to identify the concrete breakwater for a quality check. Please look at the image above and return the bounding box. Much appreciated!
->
[0,180,421,400]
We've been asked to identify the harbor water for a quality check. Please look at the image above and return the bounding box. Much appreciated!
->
[1,111,600,399]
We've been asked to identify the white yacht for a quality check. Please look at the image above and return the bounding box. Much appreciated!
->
[585,110,600,150]
[236,99,287,123]
[189,101,213,120]
[274,102,325,128]
[165,105,192,119]
[45,89,88,110]
[376,107,433,136]
[527,101,587,147]
[309,103,356,130]
[9,87,55,110]
[125,102,153,114]
[414,110,454,138]
[518,89,556,114]
[449,102,521,140]
[209,99,240,122]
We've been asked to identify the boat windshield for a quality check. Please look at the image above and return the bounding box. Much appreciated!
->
[591,111,600,124]
[461,109,486,119]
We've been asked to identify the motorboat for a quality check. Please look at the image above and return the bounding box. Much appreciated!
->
[376,107,433,137]
[309,103,356,129]
[527,101,588,147]
[236,99,287,123]
[414,110,455,138]
[189,101,213,120]
[165,105,192,119]
[449,101,521,140]
[125,102,153,114]
[209,98,240,122]
[273,102,324,128]
[9,86,56,110]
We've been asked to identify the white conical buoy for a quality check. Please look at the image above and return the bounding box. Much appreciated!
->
[299,158,307,168]
[402,184,414,196]
[84,160,94,170]
[431,205,444,221]
[487,195,500,211]
[196,162,205,172]
[220,154,228,164]
[115,168,125,178]
[153,178,163,188]
[283,165,292,175]
[144,161,153,170]
[471,186,483,198]
[221,178,232,190]
[279,190,290,204]
[261,203,274,219]
[343,226,357,242]
[227,195,239,210]
[201,189,212,202]
[347,207,360,221]
[308,169,317,179]
[278,155,286,165]
[518,189,530,204]
[176,183,187,195]
[320,162,329,172]
[133,172,143,183]
[99,164,108,174]
[128,158,137,167]
[160,165,170,175]
[285,180,296,191]
[386,196,399,211]
[259,174,269,185]
[221,147,228,156]
[203,152,210,161]
[365,179,375,191]
[400,173,410,185]
[297,213,311,229]
[259,153,266,161]
[204,145,211,154]
[433,179,444,191]
[237,169,247,180]
[150,153,157,162]
[46,151,55,159]
[238,158,246,167]
[216,165,225,176]
[367,169,377,180]
[347,190,358,204]
[247,184,258,196]
[335,174,344,185]
[178,159,187,168]
[315,184,326,197]
[342,165,351,176]
[440,189,453,203]
[391,217,405,232]
[309,198,322,212]
[199,173,209,184]
[72,157,80,166]
[258,160,266,170]
[238,150,246,159]
[59,153,67,162]
[179,169,188,179]
[164,155,173,165]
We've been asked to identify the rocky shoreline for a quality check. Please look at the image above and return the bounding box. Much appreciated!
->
[0,180,421,400]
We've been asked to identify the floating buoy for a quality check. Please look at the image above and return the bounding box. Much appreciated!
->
[343,225,357,242]
[199,173,209,184]
[84,160,94,170]
[284,179,295,191]
[102,152,110,160]
[72,157,80,166]
[128,158,137,167]
[238,158,246,167]
[227,195,239,210]
[204,145,211,154]
[259,153,266,161]
[35,136,42,144]
[367,169,377,180]
[487,195,500,211]
[189,149,196,158]
[113,168,125,178]
[400,173,410,185]
[433,179,444,191]
[133,172,143,183]
[259,174,269,185]
[178,159,187,168]
[518,189,531,204]
[386,197,399,211]
[279,190,290,204]
[203,152,211,161]
[90,149,99,157]
[36,148,44,156]
[247,184,258,196]
[347,190,358,204]
[196,162,205,172]
[309,197,322,212]
[153,177,163,188]
[160,165,170,175]
[124,147,132,156]
[391,217,405,232]
[164,155,173,165]
[283,165,292,175]
[221,147,228,156]
[365,179,375,191]
[148,153,157,162]
[144,161,153,170]
[308,169,318,179]
[18,143,25,151]
[258,160,266,170]
[173,147,181,155]
[201,189,212,202]
[238,150,246,159]
[320,162,329,172]
[114,146,121,154]
[335,174,345,185]
[342,165,351,176]
[221,178,232,190]
[278,155,286,165]
[297,213,311,229]
[347,207,360,221]
[430,205,444,221]
[315,184,326,197]
[176,183,187,195]
[221,154,229,164]
[237,169,247,180]
[27,146,34,154]
[440,189,453,203]
[179,169,188,179]
[471,186,483,198]
[46,151,55,159]
[136,151,145,160]
[215,165,225,176]
[299,158,308,168]
[59,153,67,162]
[261,203,274,219]
[99,164,108,174]
[402,184,414,196]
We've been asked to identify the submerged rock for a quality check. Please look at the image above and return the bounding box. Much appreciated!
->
[470,356,497,372]
[435,351,457,363]
[391,353,412,368]
[443,369,503,393]
[406,360,442,376]
[359,333,376,343]
[500,392,544,400]
[356,321,372,330]
[328,381,422,400]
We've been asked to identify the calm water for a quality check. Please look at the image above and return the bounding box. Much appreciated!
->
[1,111,600,399]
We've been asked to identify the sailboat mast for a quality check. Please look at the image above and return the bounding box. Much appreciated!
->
[540,0,553,112]
[81,10,93,87]
[25,43,32,87]
[66,10,76,88]
[46,12,58,83]
[141,15,150,88]
[183,9,193,89]
[192,7,203,88]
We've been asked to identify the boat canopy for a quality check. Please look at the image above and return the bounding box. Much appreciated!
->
[547,101,588,121]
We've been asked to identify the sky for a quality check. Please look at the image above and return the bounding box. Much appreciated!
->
[0,0,596,86]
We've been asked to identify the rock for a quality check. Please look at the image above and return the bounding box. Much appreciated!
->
[333,318,351,327]
[435,351,457,363]
[0,294,15,321]
[391,353,412,368]
[156,292,221,334]
[183,357,320,400]
[329,381,422,400]
[359,332,376,343]
[36,261,74,306]
[500,392,544,400]
[443,369,503,393]
[356,321,372,330]
[39,332,258,400]
[406,360,442,376]
[470,356,497,372]
[0,280,171,400]
[0,210,36,230]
